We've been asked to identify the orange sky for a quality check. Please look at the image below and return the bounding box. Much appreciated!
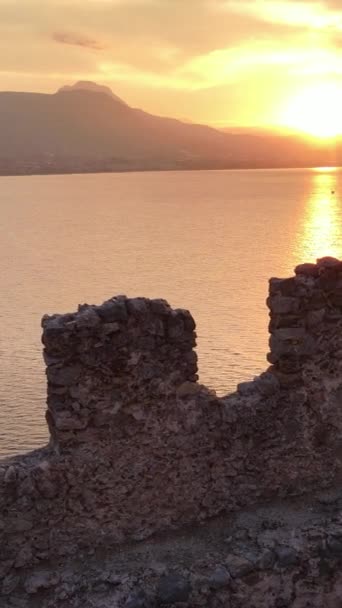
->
[1,0,342,130]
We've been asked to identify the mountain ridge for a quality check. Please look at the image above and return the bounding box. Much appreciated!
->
[0,83,340,175]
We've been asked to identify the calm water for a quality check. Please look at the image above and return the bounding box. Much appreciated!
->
[1,168,342,458]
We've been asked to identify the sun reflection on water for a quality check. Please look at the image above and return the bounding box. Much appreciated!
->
[297,168,342,262]
[312,166,338,173]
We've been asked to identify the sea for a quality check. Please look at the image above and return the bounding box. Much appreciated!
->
[1,167,341,458]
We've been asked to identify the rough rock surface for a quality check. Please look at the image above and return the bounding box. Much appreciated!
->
[3,259,342,605]
[2,488,342,607]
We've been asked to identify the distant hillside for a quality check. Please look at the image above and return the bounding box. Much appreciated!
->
[0,83,340,175]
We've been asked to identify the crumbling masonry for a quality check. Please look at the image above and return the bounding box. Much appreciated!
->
[3,257,342,606]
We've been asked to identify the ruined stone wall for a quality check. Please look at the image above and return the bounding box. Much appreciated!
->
[267,257,342,454]
[2,257,342,592]
[42,296,198,450]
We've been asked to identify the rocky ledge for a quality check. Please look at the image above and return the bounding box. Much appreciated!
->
[3,487,342,607]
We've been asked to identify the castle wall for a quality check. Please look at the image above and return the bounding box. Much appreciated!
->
[2,258,342,589]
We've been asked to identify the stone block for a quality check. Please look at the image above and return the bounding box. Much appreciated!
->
[268,296,300,314]
[96,298,128,322]
[295,263,319,277]
[156,574,192,604]
[317,256,342,268]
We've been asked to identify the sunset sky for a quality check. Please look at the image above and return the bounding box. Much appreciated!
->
[1,0,342,132]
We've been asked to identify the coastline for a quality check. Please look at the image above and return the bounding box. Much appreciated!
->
[0,162,341,178]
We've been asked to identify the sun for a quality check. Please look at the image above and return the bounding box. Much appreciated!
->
[281,82,342,139]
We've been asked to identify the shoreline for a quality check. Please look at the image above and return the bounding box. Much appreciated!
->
[0,163,341,178]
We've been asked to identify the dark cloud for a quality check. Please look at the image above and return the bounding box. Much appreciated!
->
[53,31,105,51]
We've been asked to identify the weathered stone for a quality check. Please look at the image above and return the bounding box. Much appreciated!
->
[9,517,33,532]
[301,292,326,311]
[258,549,276,570]
[225,554,254,578]
[6,597,29,608]
[41,313,65,329]
[24,571,59,594]
[256,371,280,396]
[318,269,339,292]
[1,574,20,595]
[177,381,202,398]
[269,314,304,332]
[269,335,297,358]
[14,546,33,568]
[306,309,325,328]
[47,365,81,387]
[150,299,170,315]
[271,368,303,386]
[75,307,100,328]
[147,318,164,336]
[96,298,128,322]
[127,298,150,315]
[4,465,17,484]
[36,476,58,499]
[269,277,283,295]
[326,537,342,557]
[208,566,231,589]
[237,381,257,395]
[268,296,300,314]
[42,351,61,366]
[295,263,319,277]
[53,411,88,431]
[167,312,185,340]
[272,328,306,341]
[277,278,298,296]
[178,309,196,332]
[269,278,297,297]
[275,546,299,568]
[317,256,342,268]
[156,574,192,604]
[125,589,149,608]
[102,322,120,334]
[40,295,200,453]
[329,289,342,307]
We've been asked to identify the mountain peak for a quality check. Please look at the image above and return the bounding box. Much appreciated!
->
[57,81,127,106]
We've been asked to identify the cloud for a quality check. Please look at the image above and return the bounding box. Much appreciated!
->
[1,0,342,128]
[218,1,342,31]
[53,31,105,51]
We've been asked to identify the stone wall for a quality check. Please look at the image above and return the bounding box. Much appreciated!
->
[42,296,198,451]
[267,257,342,454]
[2,257,342,599]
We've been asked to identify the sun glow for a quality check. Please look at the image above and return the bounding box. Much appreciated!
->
[281,83,342,138]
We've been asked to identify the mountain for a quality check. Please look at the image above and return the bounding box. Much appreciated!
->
[0,82,340,175]
[0,85,237,173]
[58,81,128,106]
